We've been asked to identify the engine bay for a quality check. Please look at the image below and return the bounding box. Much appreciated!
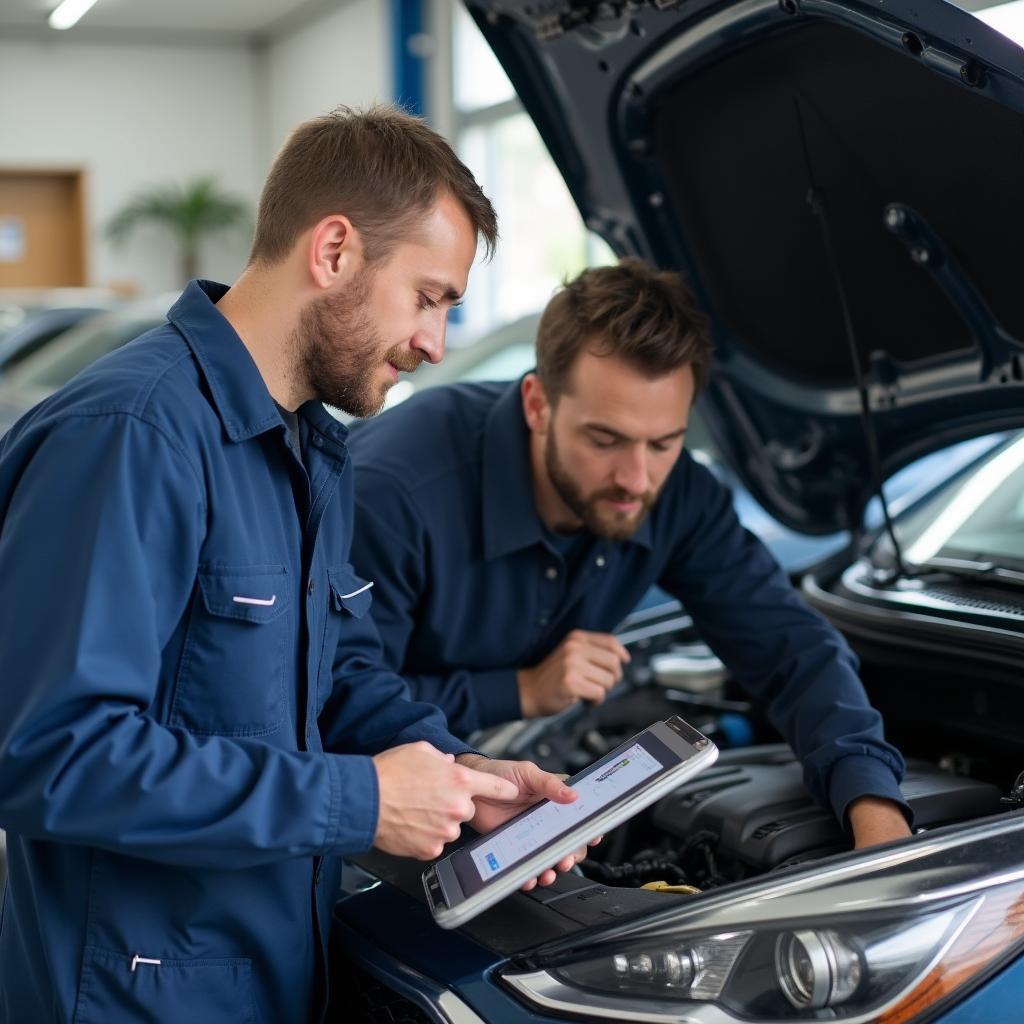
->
[475,604,1013,896]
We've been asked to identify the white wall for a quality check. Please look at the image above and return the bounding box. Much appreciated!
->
[0,0,393,296]
[0,38,262,295]
[262,0,392,171]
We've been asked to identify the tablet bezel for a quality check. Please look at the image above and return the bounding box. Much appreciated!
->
[423,715,717,929]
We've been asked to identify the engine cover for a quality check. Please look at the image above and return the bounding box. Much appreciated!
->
[652,745,1005,872]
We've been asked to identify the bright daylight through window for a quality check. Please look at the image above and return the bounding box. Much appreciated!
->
[450,5,614,341]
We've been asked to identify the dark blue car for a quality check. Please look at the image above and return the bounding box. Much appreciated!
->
[331,0,1024,1015]
[330,0,1024,1021]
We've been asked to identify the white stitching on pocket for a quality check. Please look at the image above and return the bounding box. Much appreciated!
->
[336,582,374,600]
[231,594,277,606]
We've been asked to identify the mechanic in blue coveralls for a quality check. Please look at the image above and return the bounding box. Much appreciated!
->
[348,258,913,850]
[0,106,590,1024]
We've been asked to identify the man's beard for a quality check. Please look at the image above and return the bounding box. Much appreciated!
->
[544,429,657,541]
[294,273,421,419]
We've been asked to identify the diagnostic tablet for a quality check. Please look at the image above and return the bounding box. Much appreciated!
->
[423,715,717,929]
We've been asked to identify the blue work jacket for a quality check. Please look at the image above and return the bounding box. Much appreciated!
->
[0,281,469,1023]
[348,380,908,825]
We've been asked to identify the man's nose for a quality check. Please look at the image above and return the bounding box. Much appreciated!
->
[613,446,650,496]
[410,310,447,365]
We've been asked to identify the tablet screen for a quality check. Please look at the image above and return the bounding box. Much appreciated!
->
[451,730,681,897]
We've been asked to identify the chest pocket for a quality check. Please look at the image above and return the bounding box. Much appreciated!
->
[316,565,374,712]
[171,565,291,737]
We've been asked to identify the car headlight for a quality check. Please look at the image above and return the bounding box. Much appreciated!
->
[500,882,1024,1022]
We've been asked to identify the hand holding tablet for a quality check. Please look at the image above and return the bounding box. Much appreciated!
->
[449,753,600,890]
[424,716,718,929]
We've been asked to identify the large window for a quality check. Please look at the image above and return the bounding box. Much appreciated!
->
[448,5,613,341]
[963,0,1024,43]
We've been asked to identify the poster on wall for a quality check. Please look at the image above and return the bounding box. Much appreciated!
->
[0,217,26,263]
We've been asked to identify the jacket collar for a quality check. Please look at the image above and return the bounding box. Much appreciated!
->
[168,280,349,448]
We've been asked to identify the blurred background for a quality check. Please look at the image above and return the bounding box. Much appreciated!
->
[0,0,1020,399]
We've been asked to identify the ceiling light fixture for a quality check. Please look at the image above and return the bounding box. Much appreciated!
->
[48,0,100,31]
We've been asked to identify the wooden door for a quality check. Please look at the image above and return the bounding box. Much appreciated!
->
[0,171,86,287]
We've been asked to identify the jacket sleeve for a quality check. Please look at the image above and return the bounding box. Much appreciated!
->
[317,463,475,757]
[315,607,477,757]
[0,412,383,866]
[349,472,521,739]
[658,456,910,826]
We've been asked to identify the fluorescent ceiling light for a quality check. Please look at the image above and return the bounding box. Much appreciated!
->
[48,0,100,31]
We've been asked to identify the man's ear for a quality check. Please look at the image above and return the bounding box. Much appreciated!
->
[306,214,364,290]
[521,373,552,435]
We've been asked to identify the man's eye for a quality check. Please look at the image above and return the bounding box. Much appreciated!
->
[591,437,617,450]
[418,293,439,311]
[649,442,670,453]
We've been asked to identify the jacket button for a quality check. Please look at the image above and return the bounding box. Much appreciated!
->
[545,566,558,580]
[307,579,315,596]
[596,556,606,568]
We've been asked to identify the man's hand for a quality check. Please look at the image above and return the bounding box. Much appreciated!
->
[517,630,630,718]
[372,742,519,860]
[456,753,600,890]
[848,796,912,849]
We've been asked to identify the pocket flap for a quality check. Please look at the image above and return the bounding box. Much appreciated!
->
[328,565,374,618]
[198,565,289,623]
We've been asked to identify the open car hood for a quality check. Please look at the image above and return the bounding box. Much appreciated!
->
[466,0,1024,533]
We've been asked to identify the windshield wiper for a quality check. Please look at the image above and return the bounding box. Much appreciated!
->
[912,556,1024,591]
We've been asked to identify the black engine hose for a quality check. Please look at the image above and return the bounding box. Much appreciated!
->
[579,857,689,887]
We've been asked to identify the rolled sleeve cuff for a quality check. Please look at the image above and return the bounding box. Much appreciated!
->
[428,730,476,758]
[828,754,914,831]
[322,753,379,856]
[472,668,522,732]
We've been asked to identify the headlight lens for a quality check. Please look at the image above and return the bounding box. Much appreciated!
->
[501,883,1024,1022]
[597,929,751,999]
[775,929,861,1010]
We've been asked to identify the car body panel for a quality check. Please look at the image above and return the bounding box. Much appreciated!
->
[938,955,1024,1024]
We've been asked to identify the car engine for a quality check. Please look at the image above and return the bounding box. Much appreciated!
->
[477,604,1009,893]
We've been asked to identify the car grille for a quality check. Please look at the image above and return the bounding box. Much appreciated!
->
[332,961,433,1024]
[839,562,1024,625]
[921,585,1024,617]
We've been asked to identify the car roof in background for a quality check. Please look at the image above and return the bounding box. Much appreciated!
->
[3,292,179,392]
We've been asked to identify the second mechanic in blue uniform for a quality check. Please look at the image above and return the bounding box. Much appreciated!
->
[348,258,912,848]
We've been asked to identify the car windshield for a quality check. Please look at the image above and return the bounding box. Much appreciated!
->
[7,317,161,391]
[895,434,1024,571]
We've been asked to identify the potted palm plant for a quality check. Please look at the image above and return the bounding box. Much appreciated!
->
[106,176,251,285]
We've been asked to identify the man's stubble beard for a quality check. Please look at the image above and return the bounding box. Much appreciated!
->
[543,427,657,541]
[294,270,421,419]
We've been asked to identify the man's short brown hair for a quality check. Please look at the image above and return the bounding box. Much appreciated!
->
[249,104,497,267]
[536,258,712,400]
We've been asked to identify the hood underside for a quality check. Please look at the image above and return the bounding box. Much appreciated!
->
[466,0,1024,533]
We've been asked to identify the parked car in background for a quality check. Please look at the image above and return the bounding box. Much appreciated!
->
[0,289,119,378]
[0,293,176,437]
[331,0,1024,1021]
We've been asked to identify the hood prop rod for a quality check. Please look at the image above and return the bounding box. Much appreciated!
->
[794,98,908,581]
[882,203,1023,381]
